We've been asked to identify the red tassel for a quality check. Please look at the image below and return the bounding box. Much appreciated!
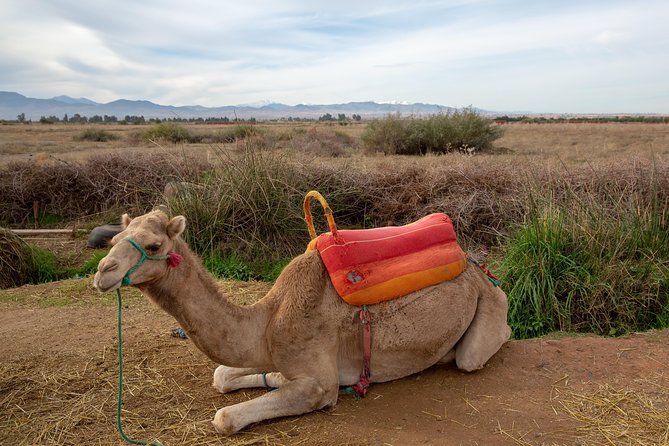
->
[167,252,183,268]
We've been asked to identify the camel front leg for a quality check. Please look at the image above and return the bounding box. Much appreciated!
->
[213,365,289,393]
[212,374,334,435]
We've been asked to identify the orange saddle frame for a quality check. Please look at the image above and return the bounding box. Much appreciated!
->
[304,191,467,306]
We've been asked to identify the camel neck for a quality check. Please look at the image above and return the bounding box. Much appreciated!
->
[140,240,273,368]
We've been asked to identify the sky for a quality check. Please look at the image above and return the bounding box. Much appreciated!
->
[1,0,668,113]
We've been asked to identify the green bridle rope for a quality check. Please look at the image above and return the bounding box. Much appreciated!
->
[121,238,171,286]
[115,238,169,446]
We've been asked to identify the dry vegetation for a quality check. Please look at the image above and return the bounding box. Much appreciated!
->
[1,121,668,335]
[1,120,668,445]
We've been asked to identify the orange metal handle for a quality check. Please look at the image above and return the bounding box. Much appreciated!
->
[303,190,338,240]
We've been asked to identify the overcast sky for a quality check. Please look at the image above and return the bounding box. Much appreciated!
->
[1,0,668,113]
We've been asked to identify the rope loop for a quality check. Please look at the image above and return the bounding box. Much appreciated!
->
[303,190,338,240]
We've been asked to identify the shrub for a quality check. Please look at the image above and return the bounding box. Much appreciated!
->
[362,109,503,155]
[361,113,408,154]
[0,230,112,288]
[195,125,258,144]
[141,123,192,143]
[74,128,119,142]
[0,229,62,288]
[67,250,108,277]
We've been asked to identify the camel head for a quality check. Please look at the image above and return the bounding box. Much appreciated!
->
[93,210,186,292]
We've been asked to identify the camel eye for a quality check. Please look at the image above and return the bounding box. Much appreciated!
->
[147,243,161,253]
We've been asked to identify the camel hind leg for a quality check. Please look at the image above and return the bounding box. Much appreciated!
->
[455,284,511,372]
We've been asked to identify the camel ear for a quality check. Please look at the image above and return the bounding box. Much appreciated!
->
[167,215,186,239]
[121,213,132,229]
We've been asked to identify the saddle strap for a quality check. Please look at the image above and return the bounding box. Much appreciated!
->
[350,305,371,398]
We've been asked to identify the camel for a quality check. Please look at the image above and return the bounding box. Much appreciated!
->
[93,209,511,435]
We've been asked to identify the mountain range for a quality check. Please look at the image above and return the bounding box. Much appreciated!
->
[0,91,490,121]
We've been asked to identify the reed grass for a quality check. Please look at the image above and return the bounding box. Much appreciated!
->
[501,170,669,338]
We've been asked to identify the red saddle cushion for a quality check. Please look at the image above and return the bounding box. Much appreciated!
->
[312,213,467,306]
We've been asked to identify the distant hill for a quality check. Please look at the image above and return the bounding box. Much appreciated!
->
[50,95,100,106]
[0,91,488,121]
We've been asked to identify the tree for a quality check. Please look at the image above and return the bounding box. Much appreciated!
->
[17,113,25,122]
[39,115,59,124]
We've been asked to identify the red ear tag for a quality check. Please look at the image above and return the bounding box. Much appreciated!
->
[167,252,183,268]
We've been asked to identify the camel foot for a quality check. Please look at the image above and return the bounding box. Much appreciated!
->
[212,407,239,435]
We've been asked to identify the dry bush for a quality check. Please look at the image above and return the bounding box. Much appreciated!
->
[283,127,356,157]
[0,152,211,226]
[340,157,526,248]
[0,228,30,288]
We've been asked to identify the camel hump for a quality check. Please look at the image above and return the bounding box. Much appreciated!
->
[273,250,328,318]
[315,213,467,306]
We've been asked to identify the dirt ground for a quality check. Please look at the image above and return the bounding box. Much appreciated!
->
[2,278,668,446]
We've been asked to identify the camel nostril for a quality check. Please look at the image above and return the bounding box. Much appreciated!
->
[101,261,119,273]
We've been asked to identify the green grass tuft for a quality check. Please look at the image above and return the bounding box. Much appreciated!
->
[141,123,192,143]
[202,252,290,282]
[25,246,60,283]
[203,252,254,281]
[501,189,669,339]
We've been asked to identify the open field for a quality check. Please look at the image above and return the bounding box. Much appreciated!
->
[1,121,668,444]
[0,122,366,164]
[2,121,668,164]
[495,122,669,163]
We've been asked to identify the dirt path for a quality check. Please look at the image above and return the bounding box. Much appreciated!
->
[1,282,668,446]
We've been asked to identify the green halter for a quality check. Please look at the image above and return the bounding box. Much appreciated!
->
[121,238,171,286]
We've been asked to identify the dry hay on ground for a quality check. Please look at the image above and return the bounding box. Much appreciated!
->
[557,384,669,446]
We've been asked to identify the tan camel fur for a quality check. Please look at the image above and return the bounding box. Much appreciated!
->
[93,210,511,435]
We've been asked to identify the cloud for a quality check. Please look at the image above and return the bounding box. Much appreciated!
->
[1,0,667,112]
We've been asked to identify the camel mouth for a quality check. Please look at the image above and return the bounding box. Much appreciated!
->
[93,271,122,293]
